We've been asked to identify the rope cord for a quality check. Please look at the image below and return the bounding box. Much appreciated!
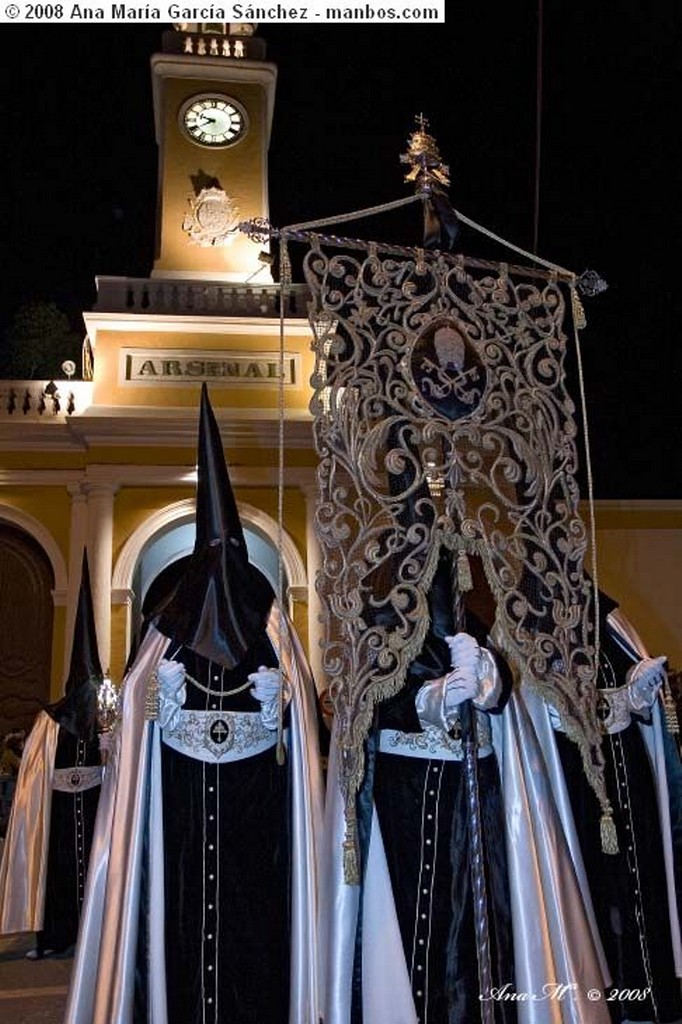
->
[282,193,422,233]
[281,190,574,279]
[533,0,545,254]
[452,208,572,278]
[244,202,577,284]
[571,305,619,849]
[276,239,288,765]
[571,303,601,692]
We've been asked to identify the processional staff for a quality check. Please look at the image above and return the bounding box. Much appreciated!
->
[401,115,495,1022]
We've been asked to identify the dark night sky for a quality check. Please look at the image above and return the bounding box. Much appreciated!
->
[1,8,680,499]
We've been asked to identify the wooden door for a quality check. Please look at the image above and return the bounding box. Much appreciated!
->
[0,523,54,737]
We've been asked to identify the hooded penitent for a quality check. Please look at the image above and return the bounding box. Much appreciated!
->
[60,380,323,1024]
[0,547,105,943]
[153,382,274,668]
[549,593,682,1023]
[45,550,102,741]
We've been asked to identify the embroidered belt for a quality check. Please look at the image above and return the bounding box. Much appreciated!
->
[379,717,493,761]
[53,765,103,792]
[161,709,278,763]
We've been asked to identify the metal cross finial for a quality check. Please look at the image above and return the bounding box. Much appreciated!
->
[400,113,450,195]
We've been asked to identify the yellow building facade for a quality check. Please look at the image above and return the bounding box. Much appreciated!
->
[0,24,680,735]
[0,24,324,733]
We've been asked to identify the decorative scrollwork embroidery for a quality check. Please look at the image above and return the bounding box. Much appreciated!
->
[306,244,606,877]
[162,710,275,763]
[381,717,493,760]
[53,765,103,793]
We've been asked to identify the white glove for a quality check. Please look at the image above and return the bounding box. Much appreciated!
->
[627,655,667,712]
[443,632,482,721]
[445,632,481,674]
[248,666,282,702]
[416,633,481,732]
[156,659,187,729]
[442,665,480,724]
[248,665,289,730]
[157,658,186,688]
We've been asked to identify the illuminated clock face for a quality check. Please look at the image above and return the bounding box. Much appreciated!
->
[179,95,248,148]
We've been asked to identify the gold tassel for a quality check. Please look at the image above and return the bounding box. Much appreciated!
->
[342,818,360,885]
[600,812,619,855]
[456,549,473,592]
[571,287,587,330]
[663,681,680,735]
[145,669,159,721]
[276,666,287,765]
[279,236,292,288]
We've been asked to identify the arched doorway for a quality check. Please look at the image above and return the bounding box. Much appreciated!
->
[127,518,291,658]
[0,523,55,736]
[113,499,308,666]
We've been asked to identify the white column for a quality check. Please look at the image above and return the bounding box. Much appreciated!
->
[86,483,118,673]
[64,484,89,681]
[302,483,325,693]
[112,587,136,664]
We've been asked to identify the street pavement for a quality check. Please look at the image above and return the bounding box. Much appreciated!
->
[0,931,72,1024]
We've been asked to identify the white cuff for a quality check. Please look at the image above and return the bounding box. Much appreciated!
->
[472,650,503,710]
[156,661,188,730]
[415,677,449,732]
[626,657,666,713]
[259,690,291,732]
[415,647,503,732]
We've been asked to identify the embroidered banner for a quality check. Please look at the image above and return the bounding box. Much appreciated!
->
[305,243,606,876]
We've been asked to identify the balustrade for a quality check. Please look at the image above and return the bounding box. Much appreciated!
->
[94,276,310,318]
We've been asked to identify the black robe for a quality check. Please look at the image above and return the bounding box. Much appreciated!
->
[152,634,290,1024]
[555,623,682,1024]
[370,609,516,1024]
[39,727,101,955]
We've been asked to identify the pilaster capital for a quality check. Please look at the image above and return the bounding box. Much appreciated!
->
[84,482,120,500]
[67,483,88,502]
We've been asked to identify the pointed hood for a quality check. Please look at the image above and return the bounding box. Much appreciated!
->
[46,549,102,739]
[153,383,274,668]
[194,380,247,555]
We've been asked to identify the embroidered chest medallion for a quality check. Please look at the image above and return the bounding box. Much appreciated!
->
[205,716,234,758]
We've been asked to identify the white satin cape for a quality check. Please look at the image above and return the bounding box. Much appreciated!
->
[320,694,614,1024]
[521,610,682,982]
[64,607,324,1024]
[0,711,58,933]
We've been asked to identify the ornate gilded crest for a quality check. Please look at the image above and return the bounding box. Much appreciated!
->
[408,315,486,421]
[182,187,240,248]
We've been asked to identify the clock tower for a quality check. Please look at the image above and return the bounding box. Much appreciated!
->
[151,23,276,283]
